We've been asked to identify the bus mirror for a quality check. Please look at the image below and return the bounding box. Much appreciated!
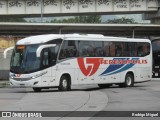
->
[36,44,56,57]
[3,47,14,59]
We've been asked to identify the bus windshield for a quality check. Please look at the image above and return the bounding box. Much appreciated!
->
[10,45,41,74]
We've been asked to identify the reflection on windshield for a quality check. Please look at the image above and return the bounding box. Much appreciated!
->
[11,45,40,74]
[11,48,24,67]
[10,39,62,74]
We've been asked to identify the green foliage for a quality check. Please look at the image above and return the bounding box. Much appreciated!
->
[0,16,137,24]
[50,15,101,23]
[105,17,137,24]
[0,17,26,22]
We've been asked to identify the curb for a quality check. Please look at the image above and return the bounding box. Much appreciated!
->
[0,80,9,88]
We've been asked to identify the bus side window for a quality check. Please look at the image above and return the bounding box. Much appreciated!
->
[124,42,137,57]
[115,42,123,57]
[137,43,144,57]
[79,41,94,57]
[143,43,150,56]
[42,47,58,67]
[94,41,103,57]
[103,41,111,57]
[128,43,137,57]
[137,42,150,57]
[110,42,115,57]
[59,49,65,59]
[42,48,49,67]
[59,40,78,60]
[59,41,67,60]
[49,47,57,65]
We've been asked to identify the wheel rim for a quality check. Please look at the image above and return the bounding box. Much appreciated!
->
[126,76,132,86]
[62,79,68,89]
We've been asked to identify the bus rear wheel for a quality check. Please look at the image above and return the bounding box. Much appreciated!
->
[58,76,71,91]
[119,74,134,88]
[125,74,134,87]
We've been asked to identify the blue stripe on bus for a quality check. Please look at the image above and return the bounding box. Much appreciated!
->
[100,58,139,76]
[100,58,128,75]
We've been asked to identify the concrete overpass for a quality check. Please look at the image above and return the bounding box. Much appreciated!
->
[0,0,158,17]
[0,22,160,37]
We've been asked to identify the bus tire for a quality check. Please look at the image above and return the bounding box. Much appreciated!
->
[124,74,134,87]
[58,75,71,91]
[33,88,41,92]
[98,84,112,88]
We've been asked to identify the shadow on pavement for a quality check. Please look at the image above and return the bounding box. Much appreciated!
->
[0,82,150,93]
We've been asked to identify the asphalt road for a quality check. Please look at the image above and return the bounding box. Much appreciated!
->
[0,81,160,120]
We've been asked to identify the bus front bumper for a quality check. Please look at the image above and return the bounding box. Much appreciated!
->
[10,77,41,87]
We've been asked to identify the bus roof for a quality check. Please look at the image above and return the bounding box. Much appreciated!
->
[17,34,151,45]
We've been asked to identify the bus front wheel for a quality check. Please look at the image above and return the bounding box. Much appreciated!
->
[58,76,71,91]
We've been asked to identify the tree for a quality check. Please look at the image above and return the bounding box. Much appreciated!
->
[50,15,101,23]
[105,17,137,24]
[0,17,26,22]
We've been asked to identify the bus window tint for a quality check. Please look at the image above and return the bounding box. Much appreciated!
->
[79,41,94,57]
[103,42,111,57]
[49,47,58,65]
[143,43,150,56]
[109,42,115,57]
[137,43,143,56]
[59,40,150,59]
[41,47,57,68]
[115,42,123,57]
[137,43,149,57]
[123,42,137,57]
[94,41,104,57]
[42,48,49,67]
[59,40,78,60]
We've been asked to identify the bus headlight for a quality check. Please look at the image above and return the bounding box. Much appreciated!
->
[31,71,47,79]
[10,73,15,78]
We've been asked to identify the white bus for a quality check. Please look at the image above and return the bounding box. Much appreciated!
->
[4,34,152,92]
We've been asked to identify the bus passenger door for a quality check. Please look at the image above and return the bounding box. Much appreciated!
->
[40,48,55,86]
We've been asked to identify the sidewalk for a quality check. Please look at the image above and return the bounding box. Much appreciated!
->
[0,80,9,88]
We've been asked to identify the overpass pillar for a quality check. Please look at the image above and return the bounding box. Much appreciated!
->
[143,1,160,24]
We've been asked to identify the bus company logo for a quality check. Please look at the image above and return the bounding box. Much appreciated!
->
[12,74,21,77]
[16,74,21,77]
[77,58,148,76]
[77,58,103,76]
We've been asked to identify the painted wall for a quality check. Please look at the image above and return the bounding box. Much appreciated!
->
[0,36,24,80]
[0,0,158,15]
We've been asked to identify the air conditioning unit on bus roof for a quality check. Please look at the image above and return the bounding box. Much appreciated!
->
[71,33,104,37]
